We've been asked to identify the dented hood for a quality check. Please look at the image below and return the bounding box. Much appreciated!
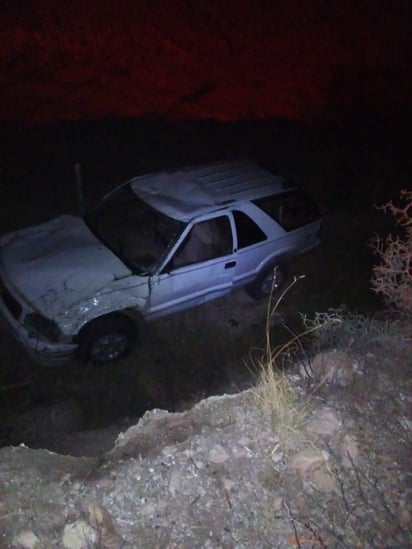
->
[0,215,131,318]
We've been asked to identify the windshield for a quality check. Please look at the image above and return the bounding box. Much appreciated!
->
[85,184,184,274]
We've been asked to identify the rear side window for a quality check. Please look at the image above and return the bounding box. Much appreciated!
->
[254,191,320,231]
[233,210,267,248]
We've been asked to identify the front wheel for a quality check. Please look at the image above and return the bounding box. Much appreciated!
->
[246,264,288,301]
[76,313,139,363]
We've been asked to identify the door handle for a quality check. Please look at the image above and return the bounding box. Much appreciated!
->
[225,261,236,269]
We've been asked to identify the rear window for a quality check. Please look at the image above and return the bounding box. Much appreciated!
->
[254,190,321,231]
[233,210,267,248]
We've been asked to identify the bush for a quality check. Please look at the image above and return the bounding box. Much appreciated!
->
[301,306,403,354]
[371,190,412,322]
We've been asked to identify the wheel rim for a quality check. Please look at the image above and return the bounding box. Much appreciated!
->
[90,333,129,362]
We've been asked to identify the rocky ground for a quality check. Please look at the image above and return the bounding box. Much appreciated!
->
[0,312,411,548]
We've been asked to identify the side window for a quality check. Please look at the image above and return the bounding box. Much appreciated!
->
[172,216,232,268]
[233,210,267,248]
[255,191,320,231]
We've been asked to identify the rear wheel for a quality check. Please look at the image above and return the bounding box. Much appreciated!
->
[246,264,288,301]
[76,313,139,363]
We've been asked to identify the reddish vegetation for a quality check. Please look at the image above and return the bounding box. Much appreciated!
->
[1,0,411,126]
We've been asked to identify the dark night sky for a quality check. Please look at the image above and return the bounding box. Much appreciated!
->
[1,0,411,127]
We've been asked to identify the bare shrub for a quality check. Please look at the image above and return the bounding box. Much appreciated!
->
[371,189,412,322]
[301,307,403,355]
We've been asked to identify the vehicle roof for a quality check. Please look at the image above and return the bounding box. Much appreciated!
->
[129,160,294,221]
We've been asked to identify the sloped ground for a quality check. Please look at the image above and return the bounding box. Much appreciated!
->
[0,324,411,548]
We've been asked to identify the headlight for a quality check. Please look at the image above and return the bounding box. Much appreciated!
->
[24,313,62,342]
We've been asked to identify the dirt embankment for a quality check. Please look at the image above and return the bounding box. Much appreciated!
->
[1,330,411,548]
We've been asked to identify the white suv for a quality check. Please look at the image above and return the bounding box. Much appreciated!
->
[0,160,322,364]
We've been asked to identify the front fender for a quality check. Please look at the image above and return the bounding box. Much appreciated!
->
[56,284,149,336]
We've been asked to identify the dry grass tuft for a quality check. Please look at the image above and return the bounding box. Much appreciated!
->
[254,359,308,443]
[253,273,310,447]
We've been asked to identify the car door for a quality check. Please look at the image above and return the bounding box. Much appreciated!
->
[230,207,277,287]
[146,213,236,318]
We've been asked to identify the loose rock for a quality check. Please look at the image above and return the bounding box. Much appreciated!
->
[307,406,341,435]
[11,530,41,549]
[62,521,98,549]
[289,447,326,475]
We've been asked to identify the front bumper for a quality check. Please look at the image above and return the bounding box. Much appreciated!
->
[0,288,77,366]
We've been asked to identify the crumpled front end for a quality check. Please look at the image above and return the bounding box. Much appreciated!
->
[0,275,77,365]
[0,214,138,365]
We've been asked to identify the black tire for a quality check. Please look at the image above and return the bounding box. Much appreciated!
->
[246,263,288,301]
[76,313,139,363]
